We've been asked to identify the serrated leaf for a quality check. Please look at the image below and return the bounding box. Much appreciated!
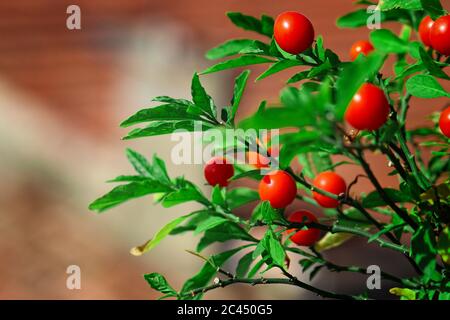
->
[419,47,450,80]
[226,12,274,38]
[180,246,249,299]
[201,55,275,75]
[370,29,409,54]
[410,222,438,279]
[123,120,213,140]
[89,180,172,212]
[406,74,450,98]
[191,73,216,118]
[144,273,177,297]
[197,222,256,252]
[229,70,250,123]
[256,59,303,81]
[379,0,422,11]
[120,104,198,128]
[206,39,269,60]
[236,252,254,278]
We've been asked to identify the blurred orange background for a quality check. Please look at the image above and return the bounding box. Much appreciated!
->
[0,0,449,299]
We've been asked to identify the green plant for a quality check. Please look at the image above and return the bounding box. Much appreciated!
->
[89,0,450,300]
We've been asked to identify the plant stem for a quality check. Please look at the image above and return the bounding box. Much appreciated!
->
[286,247,417,288]
[355,149,418,230]
[181,276,359,300]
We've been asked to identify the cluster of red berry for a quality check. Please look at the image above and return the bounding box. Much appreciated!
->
[203,10,450,249]
[274,11,450,136]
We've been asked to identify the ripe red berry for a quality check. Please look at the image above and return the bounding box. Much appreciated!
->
[259,170,297,208]
[349,40,374,61]
[439,106,450,138]
[419,16,435,47]
[274,11,315,55]
[313,172,346,208]
[204,157,234,187]
[345,83,390,131]
[430,15,450,56]
[287,210,321,246]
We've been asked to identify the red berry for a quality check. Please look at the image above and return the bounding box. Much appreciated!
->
[312,172,346,208]
[439,106,450,138]
[349,40,374,61]
[259,170,297,208]
[430,15,450,56]
[274,11,315,55]
[204,157,234,187]
[287,210,321,246]
[345,83,390,131]
[419,16,435,47]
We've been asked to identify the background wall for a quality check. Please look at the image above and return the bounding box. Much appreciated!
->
[0,0,448,299]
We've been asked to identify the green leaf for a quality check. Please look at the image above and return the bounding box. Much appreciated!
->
[191,73,216,118]
[256,59,303,81]
[252,201,285,224]
[161,182,208,207]
[419,47,450,80]
[120,104,198,128]
[89,180,172,212]
[370,29,409,54]
[287,70,310,84]
[389,287,417,300]
[194,215,229,235]
[150,154,171,184]
[197,222,256,252]
[406,74,450,98]
[262,229,286,268]
[368,223,406,243]
[230,169,264,181]
[201,55,275,75]
[131,213,194,256]
[420,0,445,20]
[125,148,154,178]
[106,175,150,183]
[236,252,254,278]
[247,258,265,278]
[206,39,270,60]
[144,273,177,297]
[123,120,213,140]
[335,52,386,120]
[437,227,450,265]
[337,8,408,28]
[362,188,413,208]
[227,188,259,209]
[410,222,438,279]
[211,185,226,206]
[180,246,249,299]
[226,12,274,38]
[379,0,422,11]
[229,70,250,123]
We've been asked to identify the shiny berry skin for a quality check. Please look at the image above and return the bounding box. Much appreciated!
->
[430,15,450,56]
[259,170,297,208]
[439,106,450,138]
[287,211,321,246]
[312,172,346,208]
[204,157,234,187]
[345,83,390,131]
[349,40,374,61]
[419,16,434,47]
[274,11,315,55]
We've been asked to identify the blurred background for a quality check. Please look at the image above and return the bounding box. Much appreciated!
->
[0,0,449,299]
